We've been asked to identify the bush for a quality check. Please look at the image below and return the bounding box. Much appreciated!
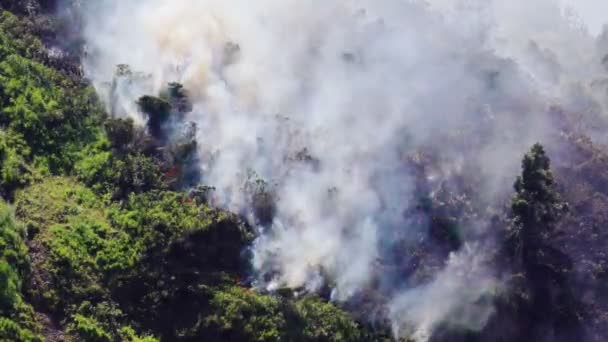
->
[0,201,41,340]
[0,11,104,194]
[14,178,116,312]
[68,315,112,342]
[288,297,362,342]
[202,286,287,342]
[0,317,39,342]
[75,139,164,199]
[104,117,134,150]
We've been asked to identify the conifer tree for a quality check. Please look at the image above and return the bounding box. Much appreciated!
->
[510,144,582,341]
[511,143,567,269]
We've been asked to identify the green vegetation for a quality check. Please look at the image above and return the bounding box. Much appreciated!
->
[0,8,365,340]
[15,178,117,314]
[0,202,41,341]
[75,139,164,199]
[0,10,103,198]
[0,7,343,341]
[137,95,170,139]
[506,144,583,340]
[1,2,606,341]
[289,297,363,341]
[510,143,567,260]
[10,177,364,341]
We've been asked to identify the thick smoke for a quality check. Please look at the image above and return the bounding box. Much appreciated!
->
[389,244,498,340]
[79,0,608,339]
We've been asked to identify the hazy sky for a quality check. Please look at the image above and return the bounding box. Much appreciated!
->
[562,0,608,35]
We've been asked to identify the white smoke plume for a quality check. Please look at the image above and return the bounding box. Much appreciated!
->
[389,243,498,341]
[78,0,608,339]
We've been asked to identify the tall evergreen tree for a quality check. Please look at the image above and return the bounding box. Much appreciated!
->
[511,143,567,268]
[510,143,582,341]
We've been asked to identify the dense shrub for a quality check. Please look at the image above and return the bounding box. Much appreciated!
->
[201,286,287,341]
[0,317,39,342]
[288,297,363,342]
[0,202,41,340]
[0,11,104,197]
[14,178,117,314]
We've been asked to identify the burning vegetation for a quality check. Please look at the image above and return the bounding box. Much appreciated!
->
[2,1,608,342]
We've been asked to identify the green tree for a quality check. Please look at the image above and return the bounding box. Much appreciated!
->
[137,95,170,139]
[511,143,567,267]
[104,117,134,150]
[509,143,582,341]
[165,82,192,113]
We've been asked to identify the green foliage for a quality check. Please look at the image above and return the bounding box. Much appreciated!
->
[137,95,171,120]
[13,178,367,341]
[73,136,115,193]
[108,190,249,256]
[0,204,28,291]
[75,136,164,199]
[14,178,116,312]
[289,297,363,342]
[15,178,257,341]
[67,313,159,342]
[510,143,568,262]
[107,191,252,339]
[0,54,102,171]
[503,143,583,340]
[14,177,161,339]
[104,117,134,150]
[202,286,287,341]
[0,317,39,342]
[0,131,30,196]
[0,8,378,342]
[0,261,18,313]
[0,202,41,341]
[10,135,367,342]
[0,10,104,196]
[137,95,170,138]
[145,285,365,342]
[68,315,112,342]
[0,11,45,59]
[115,154,164,197]
[512,144,566,229]
[119,326,159,342]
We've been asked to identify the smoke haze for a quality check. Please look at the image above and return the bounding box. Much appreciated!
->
[78,0,608,339]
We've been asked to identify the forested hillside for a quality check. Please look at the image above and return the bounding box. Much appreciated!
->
[0,3,374,341]
[2,1,608,341]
